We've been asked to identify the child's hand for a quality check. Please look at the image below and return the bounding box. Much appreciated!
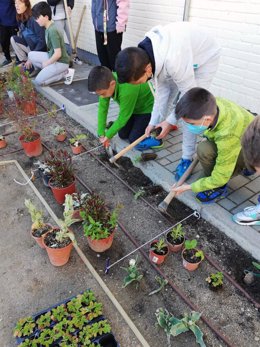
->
[171,183,191,196]
[145,124,154,137]
[24,60,32,69]
[99,136,110,148]
[156,121,172,139]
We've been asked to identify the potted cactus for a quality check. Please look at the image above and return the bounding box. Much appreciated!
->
[69,134,87,154]
[149,238,169,265]
[43,195,79,266]
[45,150,76,204]
[52,126,67,142]
[81,193,121,252]
[182,239,204,271]
[166,223,185,253]
[24,199,53,248]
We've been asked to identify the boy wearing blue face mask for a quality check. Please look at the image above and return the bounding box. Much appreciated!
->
[172,87,254,203]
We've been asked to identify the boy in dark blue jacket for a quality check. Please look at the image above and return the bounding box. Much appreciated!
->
[0,0,18,67]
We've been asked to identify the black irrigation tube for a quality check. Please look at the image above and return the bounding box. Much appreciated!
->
[38,100,260,311]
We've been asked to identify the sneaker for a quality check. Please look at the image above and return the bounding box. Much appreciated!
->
[232,205,260,225]
[0,59,12,67]
[64,68,75,85]
[175,158,192,181]
[196,185,228,204]
[73,56,82,65]
[242,168,256,176]
[135,137,163,151]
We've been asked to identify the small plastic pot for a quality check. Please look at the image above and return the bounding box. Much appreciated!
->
[182,249,202,271]
[49,179,76,205]
[87,230,115,253]
[19,132,43,157]
[56,133,67,142]
[0,138,7,149]
[149,240,169,265]
[166,232,184,253]
[71,143,83,155]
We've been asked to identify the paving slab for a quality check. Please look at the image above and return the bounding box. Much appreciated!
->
[34,62,260,261]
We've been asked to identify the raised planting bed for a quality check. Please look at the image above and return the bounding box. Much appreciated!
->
[14,289,119,347]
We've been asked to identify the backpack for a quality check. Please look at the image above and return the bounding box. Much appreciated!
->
[47,0,60,6]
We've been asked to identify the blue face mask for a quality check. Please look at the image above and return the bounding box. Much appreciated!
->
[185,118,208,134]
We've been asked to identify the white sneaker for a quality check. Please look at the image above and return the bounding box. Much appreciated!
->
[232,204,260,225]
[64,68,75,85]
[73,56,82,65]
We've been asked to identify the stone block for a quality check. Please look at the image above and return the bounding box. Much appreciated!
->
[246,176,260,192]
[228,175,250,190]
[228,187,255,204]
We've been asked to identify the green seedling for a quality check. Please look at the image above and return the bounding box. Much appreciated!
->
[148,276,168,296]
[184,239,204,261]
[52,126,66,136]
[206,271,224,288]
[69,133,87,146]
[134,188,145,200]
[36,311,52,330]
[36,328,55,346]
[13,316,35,338]
[252,262,260,270]
[51,304,68,322]
[18,339,38,347]
[169,223,185,241]
[156,308,206,347]
[151,238,168,255]
[121,258,143,288]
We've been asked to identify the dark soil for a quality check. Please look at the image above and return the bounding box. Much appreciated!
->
[151,242,168,255]
[166,233,184,245]
[44,230,71,248]
[182,249,201,263]
[32,224,52,238]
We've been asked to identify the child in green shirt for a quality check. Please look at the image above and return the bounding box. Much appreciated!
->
[171,87,254,204]
[88,66,161,150]
[28,1,71,86]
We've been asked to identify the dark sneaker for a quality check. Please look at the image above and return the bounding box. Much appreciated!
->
[135,137,163,151]
[175,158,192,181]
[242,168,256,176]
[232,204,260,225]
[0,59,12,67]
[196,185,228,204]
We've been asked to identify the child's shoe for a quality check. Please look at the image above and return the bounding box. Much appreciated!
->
[135,137,163,151]
[175,158,192,181]
[73,56,82,65]
[232,204,260,225]
[196,185,228,204]
[64,68,75,85]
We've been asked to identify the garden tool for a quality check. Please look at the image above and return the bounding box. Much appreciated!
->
[158,156,199,214]
[109,134,147,164]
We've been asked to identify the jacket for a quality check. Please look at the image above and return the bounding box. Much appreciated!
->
[98,73,154,139]
[191,98,254,193]
[19,16,46,51]
[50,0,75,20]
[0,0,17,27]
[91,0,129,33]
[142,22,221,126]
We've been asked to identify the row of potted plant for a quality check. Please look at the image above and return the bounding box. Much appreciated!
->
[14,290,118,347]
[149,224,205,271]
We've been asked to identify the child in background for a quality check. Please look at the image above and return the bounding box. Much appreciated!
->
[233,116,260,225]
[171,88,254,204]
[87,66,159,149]
[28,1,71,86]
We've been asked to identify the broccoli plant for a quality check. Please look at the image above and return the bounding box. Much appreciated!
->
[156,308,206,347]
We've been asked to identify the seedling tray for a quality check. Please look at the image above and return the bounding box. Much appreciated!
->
[15,289,119,347]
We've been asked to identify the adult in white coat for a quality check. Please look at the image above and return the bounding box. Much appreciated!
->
[115,22,221,180]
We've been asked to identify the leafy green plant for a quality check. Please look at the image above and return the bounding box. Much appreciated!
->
[121,258,143,288]
[156,308,206,347]
[81,193,122,240]
[252,261,260,270]
[52,126,66,136]
[36,328,55,346]
[36,311,52,330]
[69,133,87,146]
[206,271,224,288]
[13,317,35,338]
[151,238,168,255]
[51,304,68,322]
[24,199,45,230]
[45,150,74,188]
[168,224,185,242]
[55,194,79,243]
[148,276,168,296]
[7,65,35,101]
[18,339,38,347]
[184,239,204,261]
[134,188,145,200]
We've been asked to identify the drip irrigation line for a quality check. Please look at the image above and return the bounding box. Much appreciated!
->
[43,118,259,308]
[105,211,199,273]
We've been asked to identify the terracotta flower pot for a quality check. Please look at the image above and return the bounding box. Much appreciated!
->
[49,179,76,205]
[31,223,53,249]
[87,231,115,252]
[0,139,7,149]
[149,240,169,265]
[21,99,37,116]
[56,133,67,142]
[182,249,202,271]
[71,144,83,155]
[43,230,73,266]
[166,232,184,253]
[19,132,43,157]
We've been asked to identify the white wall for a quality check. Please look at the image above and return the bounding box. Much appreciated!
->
[31,0,260,113]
